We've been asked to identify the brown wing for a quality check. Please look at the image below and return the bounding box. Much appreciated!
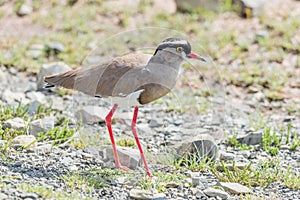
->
[44,53,152,97]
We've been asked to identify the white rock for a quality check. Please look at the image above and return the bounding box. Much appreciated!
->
[11,135,37,148]
[203,187,230,199]
[129,189,167,200]
[219,182,253,194]
[2,117,25,130]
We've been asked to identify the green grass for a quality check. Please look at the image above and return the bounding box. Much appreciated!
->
[18,183,83,199]
[211,158,300,189]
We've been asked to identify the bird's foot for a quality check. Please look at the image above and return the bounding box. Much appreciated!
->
[146,172,153,178]
[116,164,130,171]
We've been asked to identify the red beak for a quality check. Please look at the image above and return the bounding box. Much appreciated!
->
[187,52,206,62]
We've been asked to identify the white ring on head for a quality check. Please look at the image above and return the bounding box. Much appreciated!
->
[161,40,188,46]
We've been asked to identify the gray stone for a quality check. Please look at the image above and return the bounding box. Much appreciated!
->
[203,187,230,199]
[220,151,235,161]
[149,119,164,128]
[237,131,262,145]
[75,106,109,124]
[129,189,167,200]
[175,134,219,161]
[219,182,252,194]
[11,135,37,148]
[103,146,142,170]
[2,117,25,130]
[27,100,40,115]
[26,91,46,104]
[29,117,55,136]
[37,62,71,90]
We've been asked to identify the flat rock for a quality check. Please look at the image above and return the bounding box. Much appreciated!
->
[174,134,219,161]
[2,117,25,131]
[219,182,253,194]
[237,131,262,145]
[11,135,37,148]
[75,106,109,124]
[203,187,230,199]
[37,62,71,90]
[103,146,142,170]
[129,189,167,200]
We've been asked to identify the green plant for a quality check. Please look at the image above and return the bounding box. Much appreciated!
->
[226,132,251,150]
[211,159,281,187]
[262,127,282,156]
[37,119,75,145]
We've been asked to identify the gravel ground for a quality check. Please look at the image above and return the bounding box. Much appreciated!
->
[0,66,299,199]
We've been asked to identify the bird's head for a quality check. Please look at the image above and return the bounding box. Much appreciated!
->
[153,38,206,62]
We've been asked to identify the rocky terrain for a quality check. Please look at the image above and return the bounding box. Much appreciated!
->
[0,0,300,199]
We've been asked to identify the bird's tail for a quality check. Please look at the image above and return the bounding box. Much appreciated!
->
[44,69,78,89]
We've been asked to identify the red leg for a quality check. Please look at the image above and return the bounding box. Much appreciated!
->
[131,106,152,177]
[105,104,129,171]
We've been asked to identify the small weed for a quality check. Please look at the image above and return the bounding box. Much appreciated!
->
[139,171,186,192]
[226,132,251,150]
[0,103,29,123]
[117,137,135,147]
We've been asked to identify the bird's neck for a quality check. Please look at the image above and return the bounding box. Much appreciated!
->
[147,52,183,72]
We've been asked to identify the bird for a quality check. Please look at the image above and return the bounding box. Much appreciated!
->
[44,38,206,177]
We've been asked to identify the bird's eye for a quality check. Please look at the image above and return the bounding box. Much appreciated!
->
[176,46,184,52]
